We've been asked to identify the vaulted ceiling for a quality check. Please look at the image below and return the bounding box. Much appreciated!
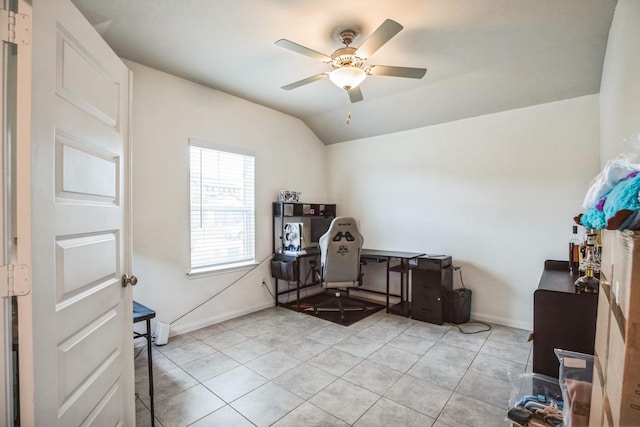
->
[72,0,617,145]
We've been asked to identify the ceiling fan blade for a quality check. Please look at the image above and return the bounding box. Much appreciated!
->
[367,65,427,79]
[355,19,403,59]
[275,39,331,62]
[281,73,329,90]
[348,86,364,103]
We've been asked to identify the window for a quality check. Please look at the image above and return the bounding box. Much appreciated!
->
[189,140,255,272]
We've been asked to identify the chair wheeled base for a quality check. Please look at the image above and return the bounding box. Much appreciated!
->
[308,291,371,320]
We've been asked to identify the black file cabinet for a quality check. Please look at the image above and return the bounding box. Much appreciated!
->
[411,255,453,324]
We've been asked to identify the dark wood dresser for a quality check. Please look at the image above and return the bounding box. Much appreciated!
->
[532,260,598,378]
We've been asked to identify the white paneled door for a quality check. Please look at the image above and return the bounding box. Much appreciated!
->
[17,0,135,424]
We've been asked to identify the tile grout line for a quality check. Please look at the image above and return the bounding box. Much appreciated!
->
[136,308,530,426]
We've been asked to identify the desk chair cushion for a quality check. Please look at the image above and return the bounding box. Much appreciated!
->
[319,217,363,288]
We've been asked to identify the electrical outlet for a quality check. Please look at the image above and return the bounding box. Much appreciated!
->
[260,276,266,287]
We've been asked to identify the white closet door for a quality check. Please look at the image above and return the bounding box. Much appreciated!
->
[19,0,135,424]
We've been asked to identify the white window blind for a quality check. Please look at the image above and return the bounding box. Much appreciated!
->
[189,141,255,272]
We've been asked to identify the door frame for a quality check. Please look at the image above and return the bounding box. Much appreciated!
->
[14,0,33,424]
[0,0,14,421]
[0,0,34,424]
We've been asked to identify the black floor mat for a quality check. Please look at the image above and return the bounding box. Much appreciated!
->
[281,293,385,326]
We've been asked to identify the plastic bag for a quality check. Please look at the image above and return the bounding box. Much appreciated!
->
[507,372,564,426]
[582,153,640,209]
[555,349,594,427]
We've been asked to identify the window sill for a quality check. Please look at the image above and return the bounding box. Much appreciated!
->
[187,261,258,279]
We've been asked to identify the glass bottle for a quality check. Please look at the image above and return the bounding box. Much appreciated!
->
[579,233,598,273]
[578,230,590,269]
[593,229,602,277]
[569,225,581,273]
[575,244,599,293]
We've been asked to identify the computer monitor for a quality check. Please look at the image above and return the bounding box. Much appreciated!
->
[309,217,334,246]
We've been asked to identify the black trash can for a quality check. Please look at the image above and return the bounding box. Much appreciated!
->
[444,288,472,324]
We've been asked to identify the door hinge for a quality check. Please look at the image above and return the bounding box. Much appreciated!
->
[0,264,31,297]
[0,8,31,46]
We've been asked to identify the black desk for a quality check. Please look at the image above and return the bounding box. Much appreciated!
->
[272,248,321,311]
[360,249,425,313]
[272,248,424,314]
[133,301,156,426]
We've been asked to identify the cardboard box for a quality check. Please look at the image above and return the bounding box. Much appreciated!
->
[594,284,611,355]
[590,230,640,426]
[600,230,615,288]
[590,369,605,427]
[593,286,611,379]
[615,231,640,323]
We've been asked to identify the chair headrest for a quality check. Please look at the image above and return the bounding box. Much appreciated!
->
[320,217,363,251]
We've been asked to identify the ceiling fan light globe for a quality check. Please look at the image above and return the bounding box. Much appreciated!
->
[329,67,366,90]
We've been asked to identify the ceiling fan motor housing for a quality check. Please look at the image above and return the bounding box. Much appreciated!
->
[331,47,365,69]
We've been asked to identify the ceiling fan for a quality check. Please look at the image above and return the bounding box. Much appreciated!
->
[275,19,427,103]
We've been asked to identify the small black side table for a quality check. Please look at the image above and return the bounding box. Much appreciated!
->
[133,301,156,426]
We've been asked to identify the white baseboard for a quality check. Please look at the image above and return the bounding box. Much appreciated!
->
[169,285,324,337]
[170,300,275,336]
[169,294,532,337]
[351,290,532,331]
[471,311,532,331]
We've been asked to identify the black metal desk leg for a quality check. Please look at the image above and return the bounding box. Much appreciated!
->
[133,301,156,426]
[296,279,301,311]
[400,260,405,302]
[401,259,409,317]
[146,319,154,427]
[385,258,390,312]
[407,266,413,318]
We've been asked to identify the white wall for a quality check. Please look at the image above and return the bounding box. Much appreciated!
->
[126,61,328,334]
[600,0,640,165]
[129,11,625,332]
[327,95,600,329]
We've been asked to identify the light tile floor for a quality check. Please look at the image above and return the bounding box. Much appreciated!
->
[134,306,532,426]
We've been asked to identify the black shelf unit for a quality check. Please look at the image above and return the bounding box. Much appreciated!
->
[272,202,336,253]
[271,202,336,308]
[387,262,415,316]
[272,202,336,219]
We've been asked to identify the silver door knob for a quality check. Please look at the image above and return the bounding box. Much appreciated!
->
[121,274,138,287]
